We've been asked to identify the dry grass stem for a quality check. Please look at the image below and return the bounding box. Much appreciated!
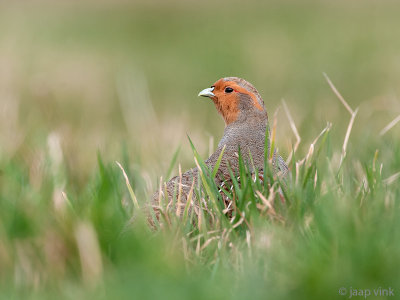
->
[312,122,332,145]
[116,161,140,210]
[200,237,218,251]
[323,72,354,115]
[269,108,279,159]
[314,170,318,189]
[380,114,400,136]
[383,171,400,186]
[256,190,276,215]
[297,123,332,170]
[182,179,195,222]
[305,144,314,164]
[341,108,359,164]
[323,73,358,166]
[74,222,103,287]
[176,164,183,216]
[282,99,301,163]
[194,157,202,174]
[246,230,252,257]
[158,176,163,207]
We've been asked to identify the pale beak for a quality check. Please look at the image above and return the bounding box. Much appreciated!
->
[198,87,215,98]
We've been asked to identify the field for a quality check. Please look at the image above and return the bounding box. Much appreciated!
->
[0,1,400,299]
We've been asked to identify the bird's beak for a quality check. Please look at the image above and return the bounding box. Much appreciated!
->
[198,87,215,98]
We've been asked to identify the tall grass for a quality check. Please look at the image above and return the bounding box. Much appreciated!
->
[1,80,399,299]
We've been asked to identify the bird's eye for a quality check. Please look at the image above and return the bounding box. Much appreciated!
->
[225,87,234,93]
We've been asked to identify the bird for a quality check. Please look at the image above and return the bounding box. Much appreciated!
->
[150,77,288,219]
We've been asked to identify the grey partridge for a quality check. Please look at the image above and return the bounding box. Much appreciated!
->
[151,77,288,217]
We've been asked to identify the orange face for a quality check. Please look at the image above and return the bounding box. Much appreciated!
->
[199,78,263,125]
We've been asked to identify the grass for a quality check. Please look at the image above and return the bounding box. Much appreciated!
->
[1,81,399,299]
[0,0,400,299]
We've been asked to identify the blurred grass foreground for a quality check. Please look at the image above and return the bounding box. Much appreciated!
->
[1,1,400,299]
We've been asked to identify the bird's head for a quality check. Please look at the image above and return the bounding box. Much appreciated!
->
[198,77,267,126]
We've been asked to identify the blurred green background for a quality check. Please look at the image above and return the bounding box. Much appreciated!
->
[1,0,400,299]
[1,0,399,186]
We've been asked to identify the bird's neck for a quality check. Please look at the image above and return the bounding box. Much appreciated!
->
[218,115,270,149]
